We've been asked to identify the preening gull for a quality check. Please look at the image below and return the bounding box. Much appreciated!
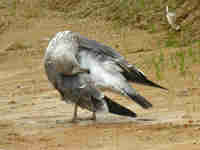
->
[44,31,167,122]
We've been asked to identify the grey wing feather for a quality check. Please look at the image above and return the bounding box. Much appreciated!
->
[78,34,124,60]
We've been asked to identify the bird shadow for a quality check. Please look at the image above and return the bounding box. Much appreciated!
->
[55,116,157,127]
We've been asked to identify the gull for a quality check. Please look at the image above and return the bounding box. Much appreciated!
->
[166,6,180,31]
[44,31,167,122]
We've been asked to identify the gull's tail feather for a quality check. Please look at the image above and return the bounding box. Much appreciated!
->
[122,67,168,91]
[125,91,153,109]
[104,96,137,118]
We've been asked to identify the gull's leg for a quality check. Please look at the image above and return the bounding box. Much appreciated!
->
[92,112,96,121]
[71,103,78,122]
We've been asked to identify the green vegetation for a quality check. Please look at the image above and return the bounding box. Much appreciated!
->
[176,50,186,75]
[1,0,200,46]
[169,54,177,69]
[146,46,200,80]
[165,38,179,48]
[1,0,200,80]
[152,56,162,80]
[151,50,164,80]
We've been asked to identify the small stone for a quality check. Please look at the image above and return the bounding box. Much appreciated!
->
[8,100,16,104]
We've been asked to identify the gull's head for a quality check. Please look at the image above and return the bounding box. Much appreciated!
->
[64,30,71,34]
[45,30,77,54]
[51,30,80,46]
[55,30,72,40]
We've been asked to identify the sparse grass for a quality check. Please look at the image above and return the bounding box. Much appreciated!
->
[2,0,46,18]
[5,41,32,52]
[159,50,165,65]
[153,57,162,80]
[164,32,180,48]
[143,45,200,80]
[151,50,165,80]
[149,24,157,33]
[188,47,197,63]
[176,50,186,75]
[1,0,200,47]
[165,38,179,48]
[0,0,48,32]
[169,54,177,69]
[188,47,193,57]
[20,1,44,18]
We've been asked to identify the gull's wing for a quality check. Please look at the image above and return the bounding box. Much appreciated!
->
[121,65,168,90]
[78,34,124,60]
[77,34,167,90]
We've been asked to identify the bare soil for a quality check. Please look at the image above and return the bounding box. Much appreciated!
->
[0,3,200,150]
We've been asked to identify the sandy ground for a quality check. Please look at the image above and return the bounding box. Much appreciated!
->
[0,16,200,150]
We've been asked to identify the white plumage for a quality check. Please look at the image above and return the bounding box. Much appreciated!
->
[166,6,180,31]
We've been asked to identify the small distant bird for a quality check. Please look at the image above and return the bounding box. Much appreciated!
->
[166,6,180,31]
[44,31,167,122]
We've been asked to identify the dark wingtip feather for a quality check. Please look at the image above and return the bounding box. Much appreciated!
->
[138,78,168,91]
[104,96,137,118]
[122,67,168,91]
[126,92,153,109]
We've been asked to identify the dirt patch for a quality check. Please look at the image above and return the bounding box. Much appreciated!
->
[0,1,200,150]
